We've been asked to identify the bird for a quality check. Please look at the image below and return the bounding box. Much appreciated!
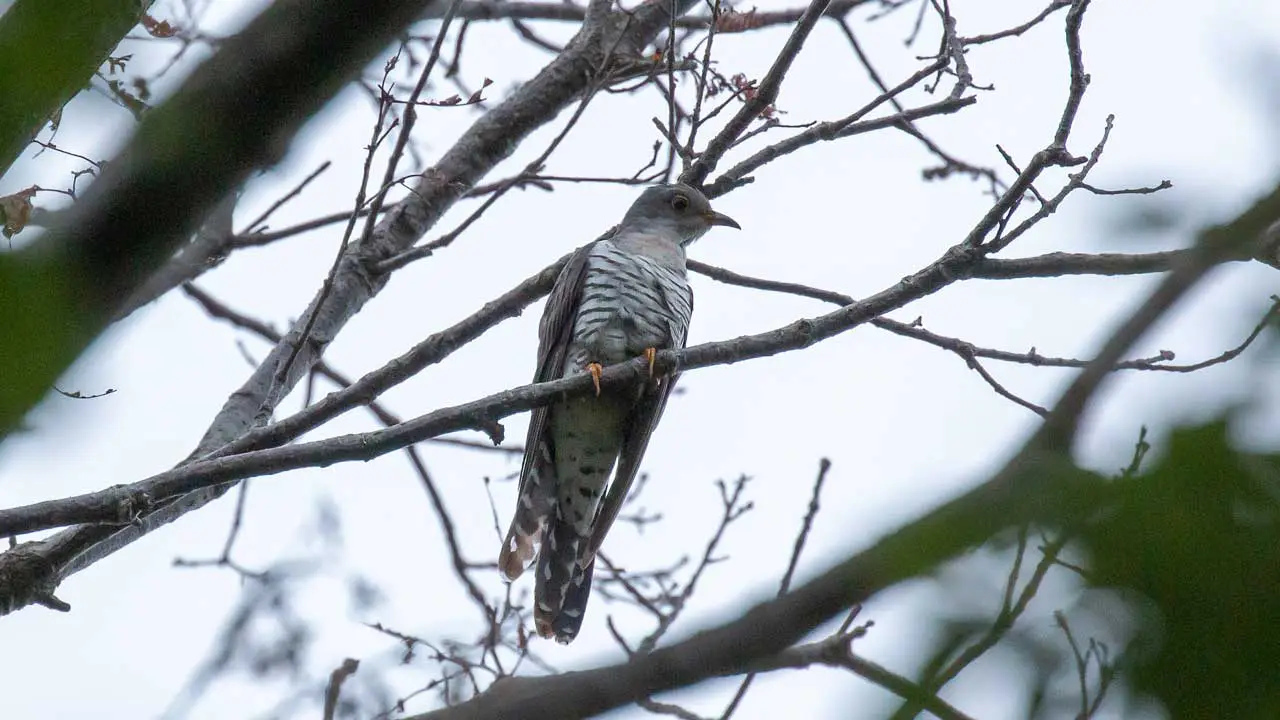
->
[498,183,740,644]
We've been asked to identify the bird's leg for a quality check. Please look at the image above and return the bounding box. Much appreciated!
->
[586,362,604,396]
[643,347,657,379]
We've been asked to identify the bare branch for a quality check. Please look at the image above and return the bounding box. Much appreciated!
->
[634,475,754,654]
[963,354,1049,417]
[689,258,1273,387]
[323,658,361,720]
[960,0,1071,45]
[228,207,384,248]
[745,619,978,720]
[436,0,878,29]
[682,0,835,185]
[1035,180,1280,451]
[240,161,332,235]
[722,459,830,717]
[704,68,974,196]
[970,249,1203,278]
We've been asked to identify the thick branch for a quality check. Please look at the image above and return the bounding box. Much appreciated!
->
[430,0,876,29]
[968,250,1247,279]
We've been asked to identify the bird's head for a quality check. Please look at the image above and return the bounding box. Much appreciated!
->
[621,183,740,246]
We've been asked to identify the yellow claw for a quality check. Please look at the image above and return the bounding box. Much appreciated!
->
[586,362,604,396]
[643,347,657,379]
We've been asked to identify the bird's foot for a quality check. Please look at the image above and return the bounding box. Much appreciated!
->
[586,362,604,396]
[643,347,658,379]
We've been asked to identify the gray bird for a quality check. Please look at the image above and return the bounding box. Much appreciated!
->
[498,183,740,643]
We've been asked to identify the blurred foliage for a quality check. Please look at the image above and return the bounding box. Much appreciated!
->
[1086,421,1280,719]
[907,418,1280,720]
[0,0,152,437]
[0,255,77,437]
[0,0,153,175]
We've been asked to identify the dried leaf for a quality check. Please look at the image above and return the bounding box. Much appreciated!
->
[0,187,36,238]
[106,54,131,74]
[467,80,493,105]
[141,14,179,38]
[731,73,758,103]
[715,7,763,33]
[107,79,150,118]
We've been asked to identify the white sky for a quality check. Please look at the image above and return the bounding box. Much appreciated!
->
[2,1,1279,718]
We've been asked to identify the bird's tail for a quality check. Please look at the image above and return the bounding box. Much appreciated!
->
[499,439,557,581]
[533,515,596,644]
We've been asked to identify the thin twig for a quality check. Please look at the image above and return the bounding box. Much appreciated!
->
[376,72,609,273]
[323,658,360,720]
[239,161,332,235]
[683,0,836,185]
[722,459,830,719]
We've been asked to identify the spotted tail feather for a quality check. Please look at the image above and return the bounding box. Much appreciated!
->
[533,513,596,644]
[498,436,557,581]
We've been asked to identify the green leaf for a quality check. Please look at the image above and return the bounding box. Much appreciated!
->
[0,0,156,176]
[1084,421,1280,719]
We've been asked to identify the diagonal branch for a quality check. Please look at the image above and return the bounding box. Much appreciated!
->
[689,258,1274,384]
[681,0,835,186]
[703,81,973,198]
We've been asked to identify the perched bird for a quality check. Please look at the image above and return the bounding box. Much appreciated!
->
[498,183,740,643]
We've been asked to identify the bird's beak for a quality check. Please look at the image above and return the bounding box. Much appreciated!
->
[704,210,741,230]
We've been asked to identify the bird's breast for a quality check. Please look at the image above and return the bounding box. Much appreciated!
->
[567,243,691,369]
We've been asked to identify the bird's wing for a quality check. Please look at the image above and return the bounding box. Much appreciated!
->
[498,235,606,580]
[585,279,693,558]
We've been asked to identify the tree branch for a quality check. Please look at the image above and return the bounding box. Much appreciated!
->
[682,0,835,185]
[430,0,878,30]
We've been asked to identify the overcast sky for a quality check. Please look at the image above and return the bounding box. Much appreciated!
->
[2,1,1279,718]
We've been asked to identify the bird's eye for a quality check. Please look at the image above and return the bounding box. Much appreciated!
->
[671,194,689,211]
